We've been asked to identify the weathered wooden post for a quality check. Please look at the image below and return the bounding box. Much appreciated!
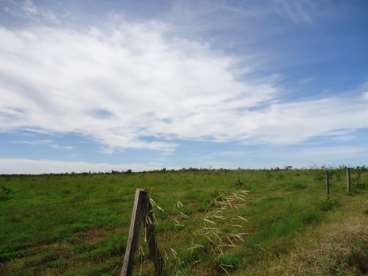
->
[121,189,165,276]
[145,201,165,275]
[325,171,330,199]
[346,167,352,193]
[121,189,148,276]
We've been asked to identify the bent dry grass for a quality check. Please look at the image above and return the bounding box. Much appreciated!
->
[0,169,367,275]
[149,190,249,274]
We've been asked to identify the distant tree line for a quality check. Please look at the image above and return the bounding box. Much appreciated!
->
[1,165,367,177]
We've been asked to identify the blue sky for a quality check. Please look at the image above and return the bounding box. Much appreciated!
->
[0,0,368,173]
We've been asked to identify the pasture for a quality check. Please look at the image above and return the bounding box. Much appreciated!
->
[1,169,367,275]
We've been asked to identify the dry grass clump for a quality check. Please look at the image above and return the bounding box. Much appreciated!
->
[195,190,249,274]
[147,190,249,274]
[197,190,248,252]
[264,217,368,276]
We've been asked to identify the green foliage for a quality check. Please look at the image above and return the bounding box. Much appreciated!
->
[0,169,367,275]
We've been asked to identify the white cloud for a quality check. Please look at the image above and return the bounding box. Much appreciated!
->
[22,0,38,16]
[2,0,60,23]
[0,158,154,174]
[10,138,74,150]
[0,22,277,150]
[248,96,368,144]
[272,0,316,23]
[0,21,367,152]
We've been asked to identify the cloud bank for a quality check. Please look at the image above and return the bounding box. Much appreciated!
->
[0,20,367,152]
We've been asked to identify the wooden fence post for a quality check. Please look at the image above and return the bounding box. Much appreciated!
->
[325,171,330,199]
[121,189,149,276]
[346,167,352,193]
[145,201,166,276]
[121,189,165,276]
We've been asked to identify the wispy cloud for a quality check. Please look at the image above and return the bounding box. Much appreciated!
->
[11,139,53,145]
[0,1,367,156]
[0,20,368,151]
[1,0,61,23]
[10,138,74,150]
[0,21,278,151]
[272,0,317,23]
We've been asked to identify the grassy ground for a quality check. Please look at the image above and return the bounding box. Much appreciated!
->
[0,169,367,275]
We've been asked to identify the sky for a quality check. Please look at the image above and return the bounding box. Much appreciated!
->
[0,0,368,173]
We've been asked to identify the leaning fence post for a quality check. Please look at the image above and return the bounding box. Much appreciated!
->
[325,171,330,199]
[346,167,352,193]
[121,189,166,276]
[121,189,149,276]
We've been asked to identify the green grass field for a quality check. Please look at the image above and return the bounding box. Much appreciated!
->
[1,169,368,275]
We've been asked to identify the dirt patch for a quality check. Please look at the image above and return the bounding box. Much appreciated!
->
[74,228,112,245]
